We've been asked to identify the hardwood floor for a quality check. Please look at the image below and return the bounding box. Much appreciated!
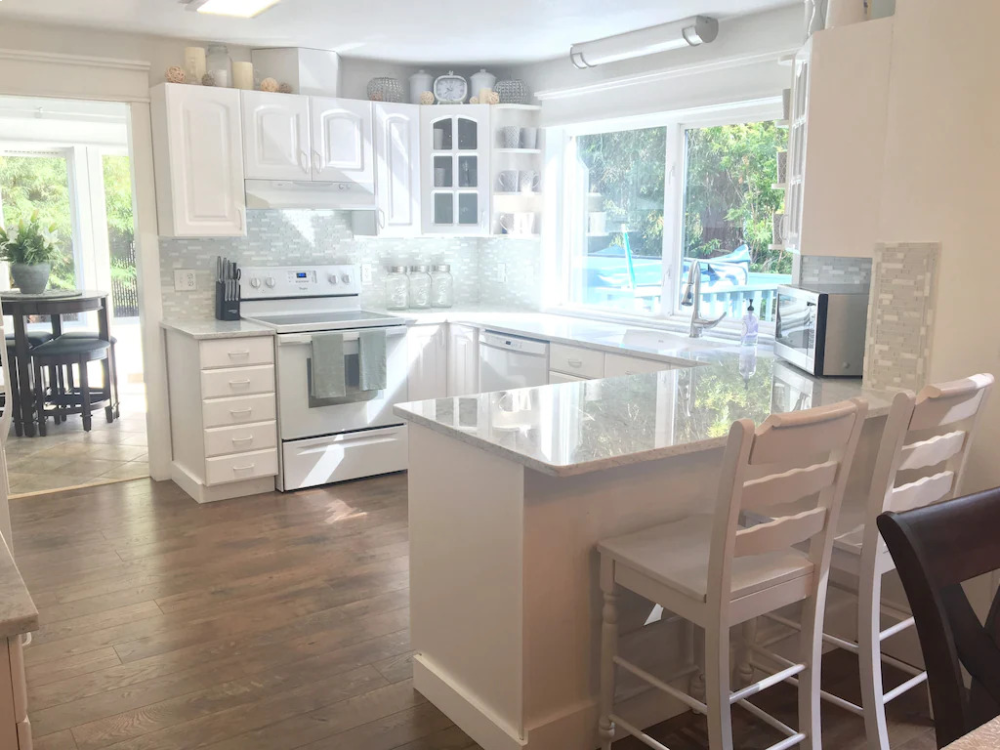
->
[10,475,936,750]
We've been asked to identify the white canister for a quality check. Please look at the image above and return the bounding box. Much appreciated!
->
[233,61,254,90]
[826,0,867,28]
[184,47,207,83]
[469,68,497,98]
[409,70,434,105]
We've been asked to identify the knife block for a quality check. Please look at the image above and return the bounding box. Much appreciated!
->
[215,281,240,321]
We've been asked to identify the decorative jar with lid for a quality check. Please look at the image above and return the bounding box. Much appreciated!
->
[408,265,432,309]
[430,264,454,308]
[385,266,409,310]
[206,45,233,88]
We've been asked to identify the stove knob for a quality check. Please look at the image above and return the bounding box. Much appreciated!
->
[328,274,338,285]
[264,276,276,289]
[249,277,261,289]
[340,274,351,285]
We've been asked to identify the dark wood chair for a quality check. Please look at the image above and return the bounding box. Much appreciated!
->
[30,337,112,435]
[877,487,1000,748]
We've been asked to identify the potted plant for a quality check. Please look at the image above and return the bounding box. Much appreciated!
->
[0,211,61,294]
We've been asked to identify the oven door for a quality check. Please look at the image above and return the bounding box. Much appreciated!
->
[274,326,409,441]
[774,288,823,375]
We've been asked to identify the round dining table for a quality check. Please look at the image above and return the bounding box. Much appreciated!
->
[1,290,114,438]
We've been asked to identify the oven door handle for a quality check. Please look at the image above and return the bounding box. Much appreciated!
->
[277,328,407,347]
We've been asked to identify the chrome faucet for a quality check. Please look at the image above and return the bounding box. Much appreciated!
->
[679,259,726,338]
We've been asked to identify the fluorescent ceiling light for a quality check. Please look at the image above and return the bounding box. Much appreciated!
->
[570,16,719,69]
[192,0,280,18]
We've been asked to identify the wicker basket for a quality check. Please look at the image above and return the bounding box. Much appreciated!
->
[494,79,529,104]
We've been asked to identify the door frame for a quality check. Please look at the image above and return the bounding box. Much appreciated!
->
[0,48,170,482]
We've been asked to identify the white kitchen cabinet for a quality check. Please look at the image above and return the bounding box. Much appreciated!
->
[311,97,374,185]
[407,324,448,401]
[549,370,587,384]
[447,324,479,397]
[241,90,311,181]
[150,84,246,238]
[604,353,676,377]
[165,330,279,503]
[549,342,604,380]
[374,103,422,236]
[785,19,894,257]
[421,105,491,235]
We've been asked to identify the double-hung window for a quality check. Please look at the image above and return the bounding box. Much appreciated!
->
[555,102,792,331]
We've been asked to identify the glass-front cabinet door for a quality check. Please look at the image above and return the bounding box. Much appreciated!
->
[420,105,490,235]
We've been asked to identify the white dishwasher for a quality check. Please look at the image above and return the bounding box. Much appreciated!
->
[479,331,550,392]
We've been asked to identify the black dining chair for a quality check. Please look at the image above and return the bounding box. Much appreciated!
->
[5,330,53,436]
[877,487,1000,748]
[30,336,112,435]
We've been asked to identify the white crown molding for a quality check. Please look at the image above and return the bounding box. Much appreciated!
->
[0,48,150,72]
[535,46,801,101]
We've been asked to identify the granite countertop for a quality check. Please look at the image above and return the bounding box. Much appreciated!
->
[0,535,38,638]
[160,319,275,340]
[395,347,893,477]
[375,307,734,367]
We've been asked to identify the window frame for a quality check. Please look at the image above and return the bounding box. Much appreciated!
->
[549,97,786,338]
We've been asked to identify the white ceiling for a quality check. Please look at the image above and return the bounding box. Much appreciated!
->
[0,0,797,64]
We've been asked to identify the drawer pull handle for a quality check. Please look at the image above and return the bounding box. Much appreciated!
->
[229,407,253,416]
[228,351,251,359]
[567,358,583,367]
[232,435,255,444]
[233,463,256,472]
[229,379,252,387]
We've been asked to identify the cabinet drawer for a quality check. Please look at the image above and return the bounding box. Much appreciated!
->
[200,365,275,399]
[205,448,278,486]
[605,353,675,377]
[202,393,276,428]
[549,370,588,384]
[550,343,604,379]
[204,420,277,458]
[199,337,273,369]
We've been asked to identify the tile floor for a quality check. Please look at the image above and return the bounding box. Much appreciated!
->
[5,381,148,496]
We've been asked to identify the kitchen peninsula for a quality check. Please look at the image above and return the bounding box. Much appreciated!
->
[395,346,893,750]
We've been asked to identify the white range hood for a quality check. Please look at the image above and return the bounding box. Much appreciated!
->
[244,179,376,210]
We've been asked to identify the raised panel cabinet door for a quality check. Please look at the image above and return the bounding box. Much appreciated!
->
[374,103,421,236]
[311,98,374,184]
[448,325,479,397]
[241,90,311,181]
[163,85,245,237]
[407,325,448,401]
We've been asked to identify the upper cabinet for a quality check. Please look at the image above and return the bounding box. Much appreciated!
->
[241,90,310,181]
[241,92,374,187]
[312,98,374,184]
[786,19,894,257]
[150,84,246,238]
[374,103,421,237]
[421,105,490,236]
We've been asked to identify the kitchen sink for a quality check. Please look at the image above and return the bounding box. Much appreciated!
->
[612,328,735,352]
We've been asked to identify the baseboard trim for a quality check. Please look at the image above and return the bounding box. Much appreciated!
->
[170,463,274,503]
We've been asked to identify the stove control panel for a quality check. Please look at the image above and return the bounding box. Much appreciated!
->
[240,265,360,299]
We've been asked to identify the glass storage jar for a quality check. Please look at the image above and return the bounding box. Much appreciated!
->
[408,265,432,309]
[206,44,233,88]
[385,266,409,310]
[430,264,454,308]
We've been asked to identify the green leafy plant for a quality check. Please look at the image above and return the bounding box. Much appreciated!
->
[0,211,61,266]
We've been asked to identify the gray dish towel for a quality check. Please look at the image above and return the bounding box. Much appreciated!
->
[358,329,387,392]
[311,333,347,399]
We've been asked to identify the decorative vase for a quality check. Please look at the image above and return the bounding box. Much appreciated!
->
[367,77,403,103]
[409,70,434,104]
[11,263,51,295]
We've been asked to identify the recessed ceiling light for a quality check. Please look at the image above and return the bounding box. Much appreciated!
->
[191,0,280,18]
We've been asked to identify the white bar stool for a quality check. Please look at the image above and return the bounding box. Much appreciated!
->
[761,374,994,750]
[597,398,868,750]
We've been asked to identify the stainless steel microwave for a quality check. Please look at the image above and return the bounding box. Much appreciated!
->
[774,283,870,377]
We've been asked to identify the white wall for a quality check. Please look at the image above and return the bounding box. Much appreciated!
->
[876,0,1000,492]
[0,18,251,88]
[512,5,802,126]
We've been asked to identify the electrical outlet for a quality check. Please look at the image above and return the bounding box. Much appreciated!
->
[174,269,197,291]
[497,264,507,283]
[361,264,373,284]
